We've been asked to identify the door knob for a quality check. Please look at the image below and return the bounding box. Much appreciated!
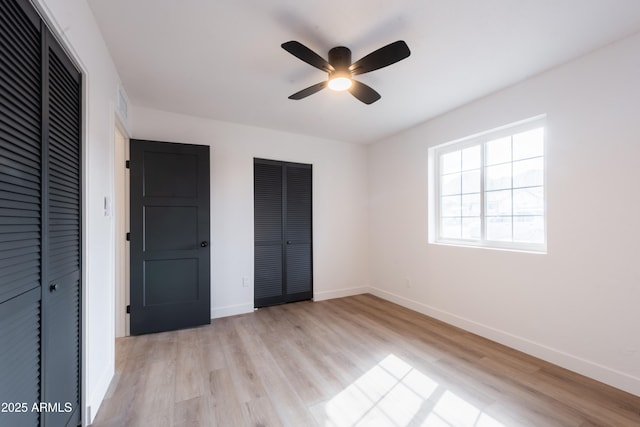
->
[286,240,292,244]
[200,241,208,247]
[49,283,58,292]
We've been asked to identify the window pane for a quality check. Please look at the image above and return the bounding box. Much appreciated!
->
[513,157,543,188]
[433,119,545,251]
[513,128,544,160]
[462,145,481,171]
[462,217,481,239]
[514,216,544,243]
[485,136,511,165]
[461,170,480,194]
[441,173,461,196]
[485,163,511,191]
[441,195,461,217]
[513,187,544,215]
[462,193,480,217]
[486,190,511,216]
[486,217,512,241]
[441,150,461,174]
[441,217,461,239]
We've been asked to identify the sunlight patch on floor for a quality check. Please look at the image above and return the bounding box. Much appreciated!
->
[310,354,505,427]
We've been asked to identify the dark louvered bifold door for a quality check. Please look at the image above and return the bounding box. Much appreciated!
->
[254,159,312,308]
[254,161,284,307]
[284,165,312,302]
[0,0,43,426]
[1,1,81,426]
[42,30,82,427]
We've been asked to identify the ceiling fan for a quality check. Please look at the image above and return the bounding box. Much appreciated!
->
[281,40,411,104]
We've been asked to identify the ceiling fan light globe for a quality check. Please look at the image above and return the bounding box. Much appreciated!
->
[328,76,352,91]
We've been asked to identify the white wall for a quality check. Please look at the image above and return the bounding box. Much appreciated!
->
[131,107,370,317]
[368,32,640,396]
[34,0,124,423]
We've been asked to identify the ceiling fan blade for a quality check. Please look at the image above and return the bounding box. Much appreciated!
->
[282,41,334,73]
[348,80,381,104]
[349,40,410,76]
[288,81,328,100]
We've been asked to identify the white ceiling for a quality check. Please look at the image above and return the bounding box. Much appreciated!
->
[87,0,640,144]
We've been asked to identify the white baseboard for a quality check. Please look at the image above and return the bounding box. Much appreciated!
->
[313,286,370,301]
[85,365,114,425]
[368,287,640,397]
[211,303,254,319]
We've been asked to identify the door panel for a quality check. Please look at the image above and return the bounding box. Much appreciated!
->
[0,0,42,311]
[254,159,312,307]
[285,243,312,297]
[0,288,41,427]
[254,245,283,302]
[130,140,210,335]
[254,162,284,306]
[144,206,198,251]
[285,166,312,241]
[42,30,82,427]
[284,164,312,302]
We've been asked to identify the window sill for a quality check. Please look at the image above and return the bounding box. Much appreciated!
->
[430,240,547,254]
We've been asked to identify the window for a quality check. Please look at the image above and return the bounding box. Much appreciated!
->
[429,117,546,252]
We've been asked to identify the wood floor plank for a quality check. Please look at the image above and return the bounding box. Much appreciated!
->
[174,396,214,427]
[175,328,208,402]
[91,295,640,427]
[208,368,249,426]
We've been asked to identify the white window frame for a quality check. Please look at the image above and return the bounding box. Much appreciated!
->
[428,115,547,253]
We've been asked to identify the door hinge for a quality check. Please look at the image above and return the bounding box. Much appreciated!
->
[126,232,131,241]
[126,305,131,314]
[125,160,130,169]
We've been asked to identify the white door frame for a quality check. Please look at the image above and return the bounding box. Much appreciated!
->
[114,123,130,337]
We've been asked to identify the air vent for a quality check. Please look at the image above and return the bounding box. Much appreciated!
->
[116,85,129,122]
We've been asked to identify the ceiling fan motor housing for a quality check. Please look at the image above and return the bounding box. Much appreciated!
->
[328,46,352,76]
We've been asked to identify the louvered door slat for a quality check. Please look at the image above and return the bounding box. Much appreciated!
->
[0,117,40,150]
[0,248,39,269]
[0,129,41,158]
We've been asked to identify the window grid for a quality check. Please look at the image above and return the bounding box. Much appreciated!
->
[433,118,545,252]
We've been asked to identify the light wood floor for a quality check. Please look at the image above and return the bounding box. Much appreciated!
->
[91,294,640,426]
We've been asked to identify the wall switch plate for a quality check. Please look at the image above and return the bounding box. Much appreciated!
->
[242,277,249,287]
[104,196,111,217]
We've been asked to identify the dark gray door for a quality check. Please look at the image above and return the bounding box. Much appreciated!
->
[254,159,312,307]
[129,140,210,335]
[42,27,82,427]
[1,1,81,425]
[0,1,43,423]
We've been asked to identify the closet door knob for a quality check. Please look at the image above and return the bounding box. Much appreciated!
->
[49,283,58,292]
[200,241,208,247]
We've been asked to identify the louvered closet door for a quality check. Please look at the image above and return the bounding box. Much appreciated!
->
[254,159,312,308]
[284,165,312,302]
[42,30,82,427]
[254,161,284,307]
[0,0,43,426]
[0,1,81,426]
